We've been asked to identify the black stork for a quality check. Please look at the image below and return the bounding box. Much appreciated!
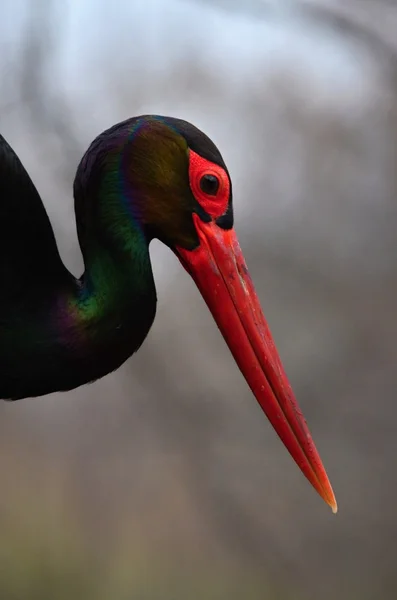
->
[0,115,337,512]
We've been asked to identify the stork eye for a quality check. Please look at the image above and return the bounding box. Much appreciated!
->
[199,174,219,196]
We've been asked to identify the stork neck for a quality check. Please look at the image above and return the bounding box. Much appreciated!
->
[54,228,156,384]
[2,228,157,400]
[72,232,156,346]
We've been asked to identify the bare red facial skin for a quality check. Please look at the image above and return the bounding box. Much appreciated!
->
[188,150,230,219]
[174,150,337,513]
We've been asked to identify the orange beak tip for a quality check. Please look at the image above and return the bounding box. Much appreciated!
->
[330,498,338,515]
[323,483,338,514]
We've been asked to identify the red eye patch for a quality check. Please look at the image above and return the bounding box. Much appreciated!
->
[188,150,230,219]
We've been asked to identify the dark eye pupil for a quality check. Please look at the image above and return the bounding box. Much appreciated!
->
[200,174,219,196]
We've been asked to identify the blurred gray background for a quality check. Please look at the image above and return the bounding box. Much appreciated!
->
[0,0,396,598]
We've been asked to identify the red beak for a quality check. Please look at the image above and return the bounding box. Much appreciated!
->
[176,214,337,513]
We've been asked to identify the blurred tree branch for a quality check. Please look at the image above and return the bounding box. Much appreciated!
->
[189,0,397,83]
[18,0,82,181]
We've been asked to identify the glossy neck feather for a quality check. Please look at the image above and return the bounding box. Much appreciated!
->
[0,141,157,400]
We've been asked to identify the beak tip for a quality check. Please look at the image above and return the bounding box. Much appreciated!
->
[326,487,338,514]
